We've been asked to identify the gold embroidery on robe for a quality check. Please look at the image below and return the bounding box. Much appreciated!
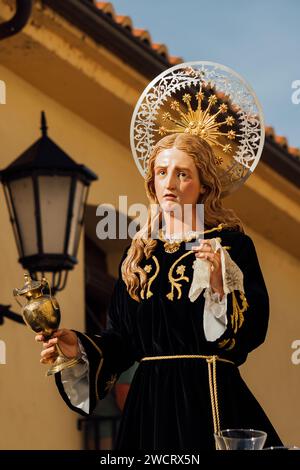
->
[141,255,160,300]
[104,373,118,393]
[218,338,236,350]
[231,291,249,333]
[166,251,193,300]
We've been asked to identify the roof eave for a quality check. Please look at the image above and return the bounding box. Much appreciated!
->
[43,0,174,79]
[263,137,300,189]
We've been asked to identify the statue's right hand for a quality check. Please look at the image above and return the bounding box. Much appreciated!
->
[35,329,80,365]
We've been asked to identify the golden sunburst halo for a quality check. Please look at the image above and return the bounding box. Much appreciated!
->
[158,84,237,162]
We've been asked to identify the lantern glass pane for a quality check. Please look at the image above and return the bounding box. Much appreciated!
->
[67,180,87,257]
[3,185,22,256]
[9,177,38,256]
[39,175,71,253]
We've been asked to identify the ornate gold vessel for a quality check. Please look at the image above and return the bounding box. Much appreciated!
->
[14,273,80,376]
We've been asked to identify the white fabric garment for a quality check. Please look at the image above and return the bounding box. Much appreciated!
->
[189,236,244,341]
[203,287,228,341]
[60,338,90,414]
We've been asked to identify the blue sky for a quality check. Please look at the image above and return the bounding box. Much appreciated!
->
[112,0,300,148]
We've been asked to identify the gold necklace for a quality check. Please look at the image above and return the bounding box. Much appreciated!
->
[158,229,199,254]
[157,224,226,254]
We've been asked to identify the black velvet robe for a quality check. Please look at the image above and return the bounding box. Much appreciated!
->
[56,227,282,450]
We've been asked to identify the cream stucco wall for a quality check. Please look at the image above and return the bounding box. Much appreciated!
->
[0,66,86,449]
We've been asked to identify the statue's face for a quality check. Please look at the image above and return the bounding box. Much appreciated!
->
[154,147,203,214]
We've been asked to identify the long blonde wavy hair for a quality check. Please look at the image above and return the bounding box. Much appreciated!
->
[122,133,243,301]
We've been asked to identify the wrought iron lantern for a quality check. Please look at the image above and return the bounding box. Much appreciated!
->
[0,111,98,292]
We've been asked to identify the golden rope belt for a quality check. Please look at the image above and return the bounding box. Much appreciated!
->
[140,354,235,435]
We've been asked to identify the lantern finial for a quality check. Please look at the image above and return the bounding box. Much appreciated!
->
[40,111,48,137]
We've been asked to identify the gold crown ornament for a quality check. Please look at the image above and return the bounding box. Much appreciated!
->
[130,61,265,197]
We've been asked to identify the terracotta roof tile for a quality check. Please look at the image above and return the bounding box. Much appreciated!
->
[151,43,169,58]
[275,135,288,149]
[266,126,300,161]
[265,126,275,139]
[169,56,183,65]
[95,1,183,65]
[132,28,152,45]
[288,147,300,159]
[95,1,116,18]
[116,15,133,31]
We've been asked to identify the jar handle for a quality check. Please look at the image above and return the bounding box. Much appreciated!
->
[13,288,25,309]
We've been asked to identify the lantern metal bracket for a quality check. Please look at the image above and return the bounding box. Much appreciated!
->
[0,304,24,325]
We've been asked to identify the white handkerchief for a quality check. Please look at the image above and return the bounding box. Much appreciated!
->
[188,237,244,302]
[188,237,245,342]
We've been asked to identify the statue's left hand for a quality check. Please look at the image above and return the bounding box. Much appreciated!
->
[192,239,224,298]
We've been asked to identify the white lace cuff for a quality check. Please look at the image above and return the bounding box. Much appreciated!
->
[203,287,228,341]
[61,337,90,414]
